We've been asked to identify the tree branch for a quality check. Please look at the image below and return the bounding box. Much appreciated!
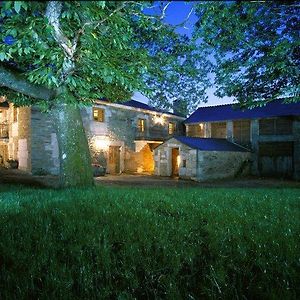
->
[175,7,194,30]
[160,2,172,20]
[0,64,56,101]
[79,2,128,35]
[45,1,75,59]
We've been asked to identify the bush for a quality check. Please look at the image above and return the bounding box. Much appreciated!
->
[0,185,299,299]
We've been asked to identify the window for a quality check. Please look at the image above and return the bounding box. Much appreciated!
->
[168,122,176,135]
[233,120,251,146]
[186,123,205,137]
[211,122,227,138]
[259,117,293,136]
[138,118,145,132]
[93,107,105,122]
[182,159,187,168]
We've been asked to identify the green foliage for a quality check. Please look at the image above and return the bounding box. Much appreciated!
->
[194,1,300,107]
[0,185,299,299]
[0,1,208,113]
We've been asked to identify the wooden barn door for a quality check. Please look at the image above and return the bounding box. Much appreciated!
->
[258,142,294,178]
[171,148,179,177]
[108,146,120,175]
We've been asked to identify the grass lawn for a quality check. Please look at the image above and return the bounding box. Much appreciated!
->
[0,184,299,299]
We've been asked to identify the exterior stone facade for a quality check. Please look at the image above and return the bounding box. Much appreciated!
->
[1,97,299,181]
[0,99,184,176]
[81,100,184,174]
[30,107,59,175]
[154,137,251,181]
[185,116,300,179]
[0,102,31,171]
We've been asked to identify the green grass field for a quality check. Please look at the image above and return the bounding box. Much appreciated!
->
[0,184,299,299]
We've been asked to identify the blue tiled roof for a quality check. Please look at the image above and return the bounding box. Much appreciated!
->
[185,100,300,124]
[175,136,249,152]
[120,100,182,117]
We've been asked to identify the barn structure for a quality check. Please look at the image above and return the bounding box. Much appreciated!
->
[154,100,300,180]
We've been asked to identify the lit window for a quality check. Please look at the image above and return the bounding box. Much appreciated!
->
[93,108,105,122]
[168,122,176,135]
[138,118,145,132]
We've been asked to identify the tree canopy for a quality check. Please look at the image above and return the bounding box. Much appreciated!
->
[0,1,208,113]
[194,1,300,107]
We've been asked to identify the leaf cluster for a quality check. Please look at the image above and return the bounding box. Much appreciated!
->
[1,1,209,113]
[194,1,300,106]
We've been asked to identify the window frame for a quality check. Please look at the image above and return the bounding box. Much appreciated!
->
[168,122,176,135]
[138,118,145,132]
[93,107,105,122]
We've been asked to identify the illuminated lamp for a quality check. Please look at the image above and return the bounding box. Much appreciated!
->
[153,115,164,125]
[93,137,109,150]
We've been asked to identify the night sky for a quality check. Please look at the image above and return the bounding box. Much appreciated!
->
[134,1,234,109]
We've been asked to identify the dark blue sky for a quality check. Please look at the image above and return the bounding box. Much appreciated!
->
[134,1,234,108]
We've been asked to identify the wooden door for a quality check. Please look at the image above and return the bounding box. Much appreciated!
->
[171,148,179,177]
[0,144,8,165]
[108,146,120,174]
[258,142,294,178]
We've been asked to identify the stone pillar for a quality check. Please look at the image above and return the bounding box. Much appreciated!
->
[205,122,211,138]
[250,119,259,175]
[17,107,31,171]
[293,117,300,180]
[227,121,233,142]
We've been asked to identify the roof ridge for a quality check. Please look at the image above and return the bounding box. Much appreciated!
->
[196,102,236,109]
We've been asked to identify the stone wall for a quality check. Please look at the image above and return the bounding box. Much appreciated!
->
[0,105,9,165]
[125,144,155,174]
[154,137,251,181]
[31,107,59,175]
[154,138,195,177]
[0,103,31,170]
[196,151,251,181]
[8,103,18,161]
[81,101,184,174]
[17,106,31,171]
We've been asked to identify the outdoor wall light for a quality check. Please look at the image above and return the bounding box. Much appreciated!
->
[153,115,164,125]
[93,137,109,150]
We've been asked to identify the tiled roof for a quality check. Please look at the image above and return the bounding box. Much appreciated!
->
[175,136,249,152]
[98,98,183,117]
[120,100,182,117]
[185,100,300,124]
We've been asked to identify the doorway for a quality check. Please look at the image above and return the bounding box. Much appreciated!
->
[171,148,179,177]
[108,146,121,175]
[258,142,294,178]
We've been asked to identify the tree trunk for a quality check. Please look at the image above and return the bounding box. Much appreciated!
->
[51,100,94,188]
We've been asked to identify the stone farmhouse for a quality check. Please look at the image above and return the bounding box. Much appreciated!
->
[0,97,299,181]
[0,98,184,175]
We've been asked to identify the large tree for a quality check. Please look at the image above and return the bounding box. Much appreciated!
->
[0,1,207,187]
[193,1,300,108]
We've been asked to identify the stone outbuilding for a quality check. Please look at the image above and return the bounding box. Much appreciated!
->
[184,99,300,180]
[154,136,251,181]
